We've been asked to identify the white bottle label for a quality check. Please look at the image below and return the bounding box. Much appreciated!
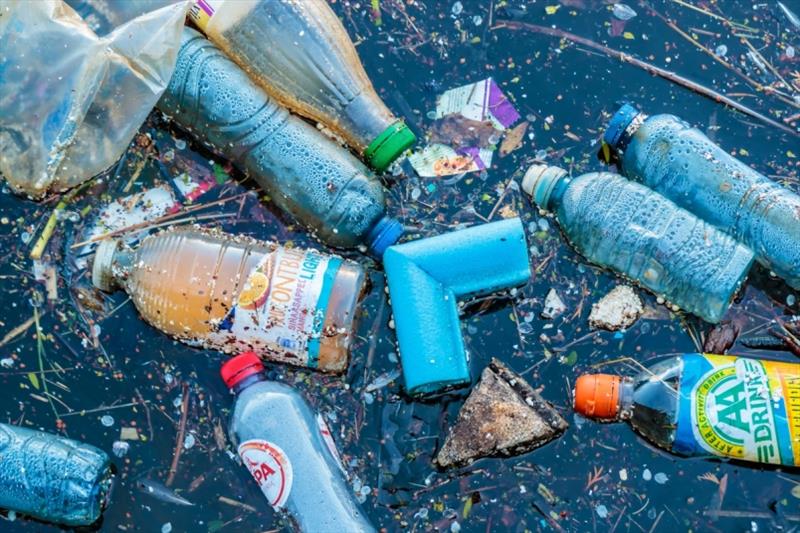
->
[238,440,293,509]
[208,248,342,369]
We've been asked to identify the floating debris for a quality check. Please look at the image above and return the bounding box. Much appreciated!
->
[588,285,643,331]
[542,288,567,319]
[435,359,568,468]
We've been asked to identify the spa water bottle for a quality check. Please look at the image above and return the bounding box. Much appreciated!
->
[221,352,375,532]
[522,165,754,323]
[92,226,366,373]
[574,354,800,466]
[0,423,114,526]
[187,0,415,171]
[158,28,403,256]
[604,104,800,290]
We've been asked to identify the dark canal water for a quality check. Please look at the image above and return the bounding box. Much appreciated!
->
[0,0,799,531]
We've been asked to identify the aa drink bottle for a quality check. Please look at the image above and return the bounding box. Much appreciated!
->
[574,354,800,466]
[0,423,114,526]
[92,226,366,373]
[605,104,800,290]
[187,0,415,172]
[221,352,375,532]
[158,28,403,256]
[522,165,754,323]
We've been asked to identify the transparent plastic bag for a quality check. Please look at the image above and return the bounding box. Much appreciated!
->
[0,0,188,198]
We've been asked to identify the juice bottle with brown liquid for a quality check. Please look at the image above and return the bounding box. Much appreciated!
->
[92,226,366,372]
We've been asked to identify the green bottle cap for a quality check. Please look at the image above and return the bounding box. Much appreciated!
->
[364,121,416,172]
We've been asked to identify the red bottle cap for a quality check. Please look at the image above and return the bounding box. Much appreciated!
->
[221,352,265,388]
[573,374,622,419]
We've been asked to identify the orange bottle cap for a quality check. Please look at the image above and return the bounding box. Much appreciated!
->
[573,374,622,419]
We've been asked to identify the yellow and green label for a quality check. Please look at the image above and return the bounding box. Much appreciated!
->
[674,354,800,466]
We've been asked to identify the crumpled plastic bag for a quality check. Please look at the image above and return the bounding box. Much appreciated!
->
[0,0,188,198]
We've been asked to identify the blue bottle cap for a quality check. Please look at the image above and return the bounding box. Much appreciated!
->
[604,103,641,149]
[368,216,404,258]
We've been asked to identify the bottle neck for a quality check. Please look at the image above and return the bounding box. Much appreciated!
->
[547,175,571,210]
[231,372,268,395]
[617,378,635,420]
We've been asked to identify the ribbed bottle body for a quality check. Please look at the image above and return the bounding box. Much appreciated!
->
[556,172,753,323]
[158,28,388,249]
[0,423,112,526]
[620,113,800,289]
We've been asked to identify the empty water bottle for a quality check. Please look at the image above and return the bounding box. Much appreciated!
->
[604,104,800,290]
[92,226,366,373]
[222,352,375,532]
[0,423,114,526]
[158,28,403,256]
[522,165,754,323]
[188,0,415,171]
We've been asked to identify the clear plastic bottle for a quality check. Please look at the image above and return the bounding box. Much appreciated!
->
[221,352,375,532]
[187,0,415,172]
[92,226,366,373]
[0,423,114,526]
[522,165,754,323]
[158,28,403,256]
[574,353,800,466]
[604,104,800,290]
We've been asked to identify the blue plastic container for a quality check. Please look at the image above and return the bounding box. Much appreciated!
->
[383,218,531,396]
[522,165,754,323]
[158,28,402,257]
[605,104,800,289]
[0,423,113,526]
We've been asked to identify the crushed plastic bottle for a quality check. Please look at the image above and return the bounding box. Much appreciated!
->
[522,165,754,323]
[92,226,366,373]
[159,28,402,256]
[187,0,415,171]
[221,352,375,532]
[574,353,800,466]
[0,423,114,526]
[604,104,800,290]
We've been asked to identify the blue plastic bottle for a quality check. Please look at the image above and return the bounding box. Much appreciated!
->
[605,104,800,289]
[158,28,402,256]
[522,165,755,323]
[0,423,113,526]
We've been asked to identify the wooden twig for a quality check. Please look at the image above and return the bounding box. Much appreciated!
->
[492,20,798,136]
[166,383,190,487]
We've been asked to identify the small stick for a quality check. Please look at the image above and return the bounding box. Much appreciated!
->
[492,20,798,136]
[166,383,190,487]
[134,387,155,441]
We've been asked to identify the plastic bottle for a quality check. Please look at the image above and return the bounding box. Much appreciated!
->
[187,0,415,172]
[574,353,800,466]
[604,104,800,290]
[522,165,754,323]
[0,423,114,526]
[158,28,403,256]
[92,226,366,373]
[221,352,375,532]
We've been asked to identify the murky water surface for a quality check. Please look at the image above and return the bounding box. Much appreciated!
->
[1,1,799,531]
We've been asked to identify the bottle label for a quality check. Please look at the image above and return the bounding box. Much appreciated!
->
[210,248,342,368]
[238,440,293,509]
[188,0,223,31]
[316,413,346,475]
[674,353,800,466]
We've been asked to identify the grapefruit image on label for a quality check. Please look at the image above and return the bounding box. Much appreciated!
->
[238,440,293,509]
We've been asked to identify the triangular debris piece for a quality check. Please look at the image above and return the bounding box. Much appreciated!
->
[435,359,568,468]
